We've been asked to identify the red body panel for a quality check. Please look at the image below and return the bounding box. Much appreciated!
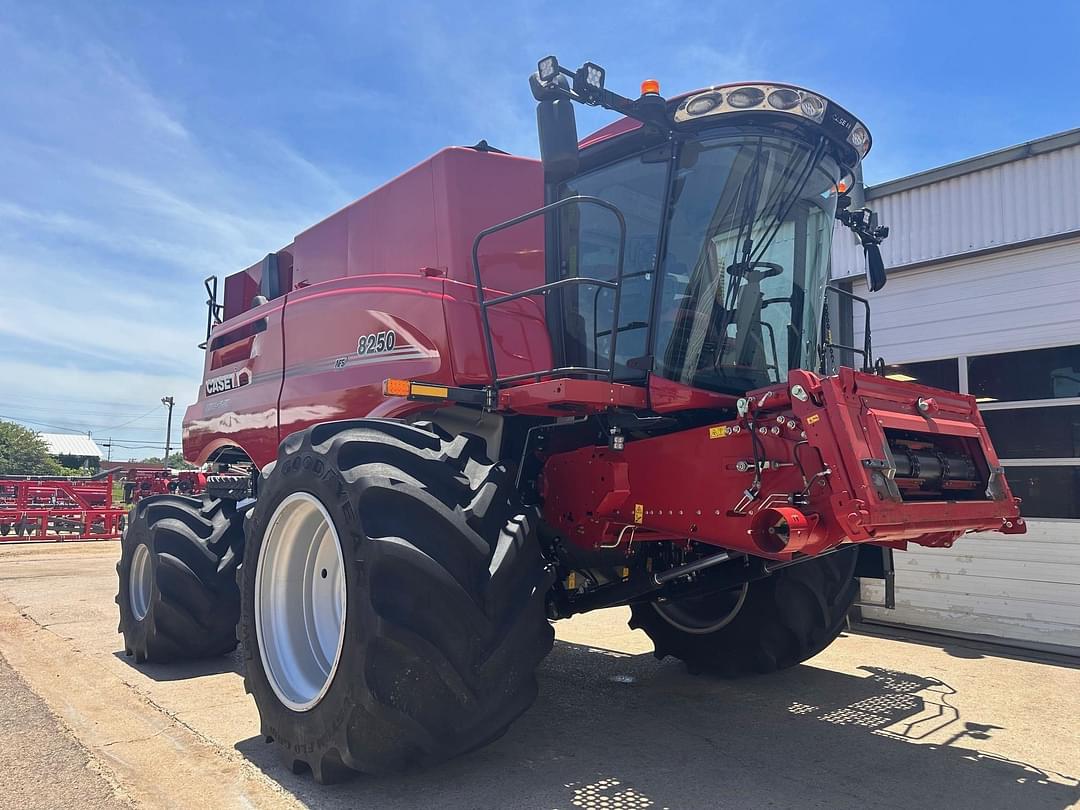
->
[184,147,547,467]
[540,369,1024,558]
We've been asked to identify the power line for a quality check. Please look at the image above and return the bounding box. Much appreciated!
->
[0,414,180,443]
[101,405,164,432]
[0,413,97,432]
[0,392,188,410]
[0,403,170,418]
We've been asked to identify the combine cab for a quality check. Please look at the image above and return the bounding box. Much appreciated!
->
[115,57,1023,781]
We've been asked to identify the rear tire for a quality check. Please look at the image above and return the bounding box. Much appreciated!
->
[116,494,242,663]
[630,547,859,676]
[240,419,554,782]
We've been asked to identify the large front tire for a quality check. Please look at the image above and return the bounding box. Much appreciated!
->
[630,547,859,677]
[240,419,554,782]
[116,494,242,663]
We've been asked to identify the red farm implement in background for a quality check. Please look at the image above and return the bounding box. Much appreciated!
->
[0,474,126,542]
[121,467,206,505]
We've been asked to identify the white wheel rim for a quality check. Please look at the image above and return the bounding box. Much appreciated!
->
[652,583,749,635]
[129,543,152,621]
[255,492,347,712]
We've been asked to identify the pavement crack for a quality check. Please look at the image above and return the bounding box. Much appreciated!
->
[102,728,168,748]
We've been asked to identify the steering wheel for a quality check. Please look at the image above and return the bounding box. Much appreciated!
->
[727,261,784,282]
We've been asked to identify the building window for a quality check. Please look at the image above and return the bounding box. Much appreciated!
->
[980,406,1080,459]
[970,344,1080,520]
[968,344,1080,402]
[882,358,960,391]
[998,466,1080,520]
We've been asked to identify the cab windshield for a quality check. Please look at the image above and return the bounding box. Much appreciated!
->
[655,133,839,392]
[555,130,840,395]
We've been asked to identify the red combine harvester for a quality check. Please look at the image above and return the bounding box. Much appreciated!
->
[115,57,1024,781]
[0,474,125,541]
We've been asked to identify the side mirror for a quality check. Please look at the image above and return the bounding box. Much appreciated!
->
[864,243,887,291]
[533,74,579,180]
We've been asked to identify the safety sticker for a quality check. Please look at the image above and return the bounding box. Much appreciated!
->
[806,414,821,425]
[633,503,644,524]
[708,425,728,439]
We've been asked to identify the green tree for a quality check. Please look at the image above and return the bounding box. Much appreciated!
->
[0,420,66,475]
[133,452,195,470]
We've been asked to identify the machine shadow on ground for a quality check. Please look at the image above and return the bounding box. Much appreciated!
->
[112,647,243,681]
[852,623,1080,670]
[229,638,1080,810]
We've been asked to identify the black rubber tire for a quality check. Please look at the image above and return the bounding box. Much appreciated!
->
[240,419,554,782]
[0,523,9,537]
[116,494,243,663]
[629,547,859,677]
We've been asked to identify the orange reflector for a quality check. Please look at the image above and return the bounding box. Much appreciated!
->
[640,79,660,95]
[410,383,450,399]
[837,180,849,193]
[383,378,411,397]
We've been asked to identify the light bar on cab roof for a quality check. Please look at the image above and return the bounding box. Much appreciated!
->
[673,83,872,160]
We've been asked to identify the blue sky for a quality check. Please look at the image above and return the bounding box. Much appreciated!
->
[2,1,1078,458]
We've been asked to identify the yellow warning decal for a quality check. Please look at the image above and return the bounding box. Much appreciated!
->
[633,503,644,524]
[806,414,821,425]
[709,425,728,439]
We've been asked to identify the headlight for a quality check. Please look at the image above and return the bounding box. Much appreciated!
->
[537,56,559,82]
[686,93,721,115]
[727,86,765,108]
[798,93,826,122]
[767,88,800,110]
[848,123,870,156]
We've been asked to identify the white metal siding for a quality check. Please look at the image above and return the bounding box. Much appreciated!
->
[833,142,1080,278]
[852,236,1080,361]
[860,525,1080,653]
[851,238,1080,653]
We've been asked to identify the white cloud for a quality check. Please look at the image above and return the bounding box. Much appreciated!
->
[0,14,354,455]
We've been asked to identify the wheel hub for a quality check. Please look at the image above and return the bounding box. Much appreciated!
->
[652,582,749,634]
[255,492,347,712]
[129,543,153,622]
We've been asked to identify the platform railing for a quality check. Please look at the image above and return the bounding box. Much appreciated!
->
[471,195,628,390]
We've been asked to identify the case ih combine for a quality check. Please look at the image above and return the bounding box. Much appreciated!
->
[115,57,1024,781]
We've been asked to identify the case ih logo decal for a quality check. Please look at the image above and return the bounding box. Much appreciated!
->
[358,329,397,356]
[206,372,242,396]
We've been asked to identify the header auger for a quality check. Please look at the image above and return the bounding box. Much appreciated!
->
[115,56,1023,782]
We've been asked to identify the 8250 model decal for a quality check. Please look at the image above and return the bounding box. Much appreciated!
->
[357,329,396,355]
[205,371,242,396]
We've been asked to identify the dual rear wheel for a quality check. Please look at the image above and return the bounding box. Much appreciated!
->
[116,419,554,781]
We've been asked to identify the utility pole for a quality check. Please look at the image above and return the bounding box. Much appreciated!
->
[161,396,175,469]
[103,438,113,462]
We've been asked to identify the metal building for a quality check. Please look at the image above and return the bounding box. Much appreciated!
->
[39,433,103,471]
[834,128,1080,654]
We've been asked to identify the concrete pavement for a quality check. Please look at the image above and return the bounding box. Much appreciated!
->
[0,541,1077,809]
